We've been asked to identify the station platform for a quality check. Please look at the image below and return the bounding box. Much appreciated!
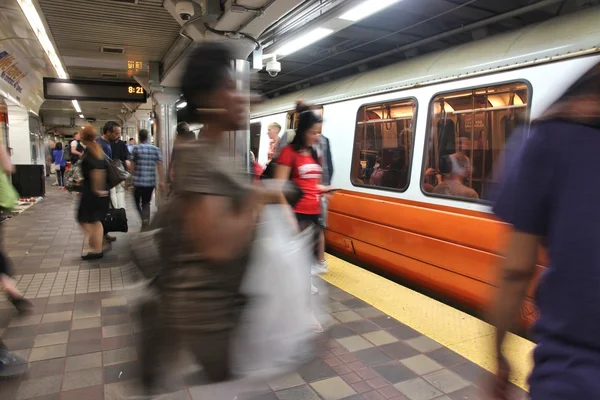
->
[0,185,531,400]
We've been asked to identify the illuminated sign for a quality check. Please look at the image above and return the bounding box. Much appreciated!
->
[127,61,143,71]
[43,78,147,102]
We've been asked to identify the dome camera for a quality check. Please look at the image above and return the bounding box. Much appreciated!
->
[176,1,195,21]
[266,60,281,77]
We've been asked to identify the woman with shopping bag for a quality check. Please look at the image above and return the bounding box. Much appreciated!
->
[131,43,318,399]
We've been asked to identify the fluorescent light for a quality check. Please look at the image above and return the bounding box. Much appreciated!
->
[79,114,85,119]
[276,28,334,56]
[176,101,187,110]
[16,0,68,79]
[72,100,82,113]
[339,0,401,22]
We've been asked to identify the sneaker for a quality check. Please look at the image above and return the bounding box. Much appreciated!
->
[311,280,319,295]
[0,349,28,378]
[311,260,328,275]
[104,234,117,242]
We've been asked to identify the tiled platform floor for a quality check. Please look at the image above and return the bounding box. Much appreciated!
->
[0,185,528,400]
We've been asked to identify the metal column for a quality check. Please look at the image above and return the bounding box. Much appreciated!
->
[152,92,179,207]
[222,59,250,174]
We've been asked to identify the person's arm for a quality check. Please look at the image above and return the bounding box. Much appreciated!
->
[490,231,539,399]
[156,162,164,190]
[71,141,82,157]
[0,146,14,174]
[326,137,334,181]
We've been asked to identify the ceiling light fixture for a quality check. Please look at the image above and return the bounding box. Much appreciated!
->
[79,114,85,119]
[275,27,334,56]
[16,0,68,79]
[176,101,187,110]
[72,100,82,113]
[338,0,401,22]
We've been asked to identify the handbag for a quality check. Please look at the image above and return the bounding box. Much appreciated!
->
[0,171,19,211]
[260,151,304,208]
[103,207,128,233]
[104,153,130,189]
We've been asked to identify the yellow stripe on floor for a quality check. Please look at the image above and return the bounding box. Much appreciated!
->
[322,253,534,391]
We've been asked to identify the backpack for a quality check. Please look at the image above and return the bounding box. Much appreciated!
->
[63,143,72,162]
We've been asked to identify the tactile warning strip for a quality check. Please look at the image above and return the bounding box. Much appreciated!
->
[322,253,534,390]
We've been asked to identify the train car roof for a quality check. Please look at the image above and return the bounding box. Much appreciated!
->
[251,7,600,118]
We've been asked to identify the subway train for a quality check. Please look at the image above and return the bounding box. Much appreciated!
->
[251,8,600,327]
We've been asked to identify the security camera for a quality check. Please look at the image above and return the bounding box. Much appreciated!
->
[266,60,281,77]
[176,1,195,21]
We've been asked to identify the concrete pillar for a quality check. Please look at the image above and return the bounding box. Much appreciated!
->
[152,92,179,207]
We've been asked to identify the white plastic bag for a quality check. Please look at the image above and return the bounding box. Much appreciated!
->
[231,204,317,380]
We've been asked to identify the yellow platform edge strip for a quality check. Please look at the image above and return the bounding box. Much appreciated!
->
[322,253,534,391]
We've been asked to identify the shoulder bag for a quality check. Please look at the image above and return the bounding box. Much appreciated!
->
[104,153,130,189]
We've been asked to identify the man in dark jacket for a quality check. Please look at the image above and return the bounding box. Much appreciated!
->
[313,133,334,275]
[109,126,130,210]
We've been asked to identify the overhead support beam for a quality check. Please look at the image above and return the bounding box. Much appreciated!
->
[264,0,567,95]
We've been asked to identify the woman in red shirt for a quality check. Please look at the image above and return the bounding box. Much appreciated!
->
[275,108,331,302]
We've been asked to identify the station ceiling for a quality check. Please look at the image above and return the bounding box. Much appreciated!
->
[32,0,599,124]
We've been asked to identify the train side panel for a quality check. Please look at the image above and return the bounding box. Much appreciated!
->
[320,57,599,324]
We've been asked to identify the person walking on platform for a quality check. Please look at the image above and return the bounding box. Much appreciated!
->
[133,43,283,398]
[313,129,334,274]
[78,126,110,260]
[109,126,130,209]
[97,121,120,243]
[69,131,84,165]
[0,145,33,314]
[489,62,600,400]
[52,142,67,188]
[131,129,163,230]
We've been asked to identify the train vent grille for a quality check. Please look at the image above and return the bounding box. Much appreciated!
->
[111,0,138,3]
[101,46,125,54]
[101,73,119,78]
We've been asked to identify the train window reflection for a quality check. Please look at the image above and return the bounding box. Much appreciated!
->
[423,82,530,201]
[351,99,416,191]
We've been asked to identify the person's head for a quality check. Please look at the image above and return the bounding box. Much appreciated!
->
[49,140,55,149]
[138,129,149,144]
[448,153,471,181]
[175,121,195,141]
[80,126,102,160]
[102,121,121,141]
[129,138,135,145]
[291,110,323,150]
[55,142,62,151]
[267,122,281,141]
[181,43,245,131]
[73,132,80,141]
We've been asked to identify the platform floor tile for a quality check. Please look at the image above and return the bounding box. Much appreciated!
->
[0,185,530,399]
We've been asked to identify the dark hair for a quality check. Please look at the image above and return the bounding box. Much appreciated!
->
[296,100,311,113]
[176,122,189,135]
[181,43,233,122]
[129,138,135,142]
[138,129,149,143]
[291,110,322,151]
[103,121,121,135]
[55,142,63,150]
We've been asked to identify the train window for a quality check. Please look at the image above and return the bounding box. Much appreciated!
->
[422,82,530,201]
[351,99,416,191]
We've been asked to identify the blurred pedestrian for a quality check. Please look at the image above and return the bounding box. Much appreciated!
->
[490,61,600,400]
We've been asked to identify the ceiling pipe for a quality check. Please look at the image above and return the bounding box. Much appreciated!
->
[264,0,566,95]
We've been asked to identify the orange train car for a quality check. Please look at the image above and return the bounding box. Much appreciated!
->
[251,9,600,327]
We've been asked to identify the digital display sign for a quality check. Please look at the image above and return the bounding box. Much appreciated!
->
[43,78,147,103]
